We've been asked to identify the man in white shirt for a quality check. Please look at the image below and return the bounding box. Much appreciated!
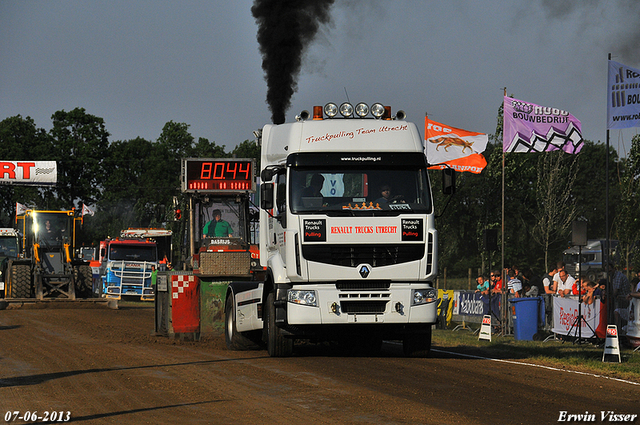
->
[542,266,558,294]
[552,261,565,292]
[557,269,576,297]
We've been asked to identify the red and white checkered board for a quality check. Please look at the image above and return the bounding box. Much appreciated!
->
[172,275,197,299]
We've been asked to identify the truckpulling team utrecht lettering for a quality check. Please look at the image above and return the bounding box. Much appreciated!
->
[305,124,409,144]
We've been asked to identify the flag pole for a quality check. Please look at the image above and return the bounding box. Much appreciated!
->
[501,87,507,336]
[606,53,612,326]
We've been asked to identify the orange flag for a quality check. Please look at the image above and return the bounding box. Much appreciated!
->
[424,118,488,174]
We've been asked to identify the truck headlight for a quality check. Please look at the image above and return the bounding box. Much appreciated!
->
[412,288,437,306]
[288,290,318,307]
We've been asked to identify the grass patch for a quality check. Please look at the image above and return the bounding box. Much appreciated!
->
[433,327,640,382]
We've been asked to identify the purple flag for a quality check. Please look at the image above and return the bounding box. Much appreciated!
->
[503,96,583,154]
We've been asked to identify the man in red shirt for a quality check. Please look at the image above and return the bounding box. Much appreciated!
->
[490,270,502,295]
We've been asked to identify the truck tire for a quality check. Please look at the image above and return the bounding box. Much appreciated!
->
[225,293,261,350]
[10,263,32,298]
[403,327,432,358]
[74,265,93,298]
[265,291,293,357]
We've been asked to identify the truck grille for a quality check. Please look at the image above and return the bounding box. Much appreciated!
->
[336,281,390,290]
[199,251,250,276]
[302,244,424,267]
[340,300,388,314]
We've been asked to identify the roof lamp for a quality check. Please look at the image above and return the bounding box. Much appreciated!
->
[355,103,369,117]
[324,103,338,118]
[313,106,323,120]
[371,103,385,118]
[339,102,354,117]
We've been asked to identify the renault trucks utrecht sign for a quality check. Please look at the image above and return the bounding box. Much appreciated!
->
[0,161,57,185]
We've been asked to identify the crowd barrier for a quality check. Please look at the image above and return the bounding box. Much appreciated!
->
[441,290,612,340]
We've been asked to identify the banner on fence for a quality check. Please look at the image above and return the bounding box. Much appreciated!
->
[551,296,602,338]
[438,289,454,326]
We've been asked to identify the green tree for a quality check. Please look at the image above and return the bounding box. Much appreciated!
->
[48,108,109,209]
[192,137,227,159]
[614,134,640,272]
[232,139,261,172]
[529,151,579,271]
[0,115,52,224]
[573,140,619,240]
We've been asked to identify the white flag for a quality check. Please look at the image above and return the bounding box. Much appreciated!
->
[607,60,640,129]
[16,202,27,215]
[82,203,95,217]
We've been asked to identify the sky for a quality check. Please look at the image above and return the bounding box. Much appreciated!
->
[1,0,639,157]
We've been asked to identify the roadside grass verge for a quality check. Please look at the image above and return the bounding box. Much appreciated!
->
[433,327,640,383]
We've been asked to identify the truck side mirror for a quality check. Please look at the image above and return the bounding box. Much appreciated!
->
[261,183,274,210]
[442,168,456,195]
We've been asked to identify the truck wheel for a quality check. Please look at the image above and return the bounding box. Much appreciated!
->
[10,264,32,298]
[225,293,261,350]
[266,291,293,357]
[403,327,432,358]
[74,265,93,298]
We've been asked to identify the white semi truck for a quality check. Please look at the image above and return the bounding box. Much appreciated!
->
[225,102,449,357]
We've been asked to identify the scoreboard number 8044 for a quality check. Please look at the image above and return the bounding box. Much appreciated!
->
[182,158,256,194]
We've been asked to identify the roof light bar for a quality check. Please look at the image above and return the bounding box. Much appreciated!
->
[312,102,397,119]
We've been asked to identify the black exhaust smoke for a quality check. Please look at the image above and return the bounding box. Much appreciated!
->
[252,0,335,125]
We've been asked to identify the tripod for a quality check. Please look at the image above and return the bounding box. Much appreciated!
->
[566,245,596,344]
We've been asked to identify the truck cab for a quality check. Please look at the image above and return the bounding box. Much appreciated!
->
[8,209,92,299]
[100,238,158,301]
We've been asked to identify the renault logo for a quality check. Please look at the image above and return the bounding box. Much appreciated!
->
[359,265,371,278]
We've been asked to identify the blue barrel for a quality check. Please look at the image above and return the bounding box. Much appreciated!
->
[509,297,541,341]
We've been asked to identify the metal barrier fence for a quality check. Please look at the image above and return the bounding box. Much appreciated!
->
[443,290,610,340]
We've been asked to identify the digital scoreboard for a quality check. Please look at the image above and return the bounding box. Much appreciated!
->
[182,158,256,194]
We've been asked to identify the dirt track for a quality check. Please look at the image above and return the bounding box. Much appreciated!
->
[1,304,638,425]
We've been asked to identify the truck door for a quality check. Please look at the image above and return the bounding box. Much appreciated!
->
[275,170,287,267]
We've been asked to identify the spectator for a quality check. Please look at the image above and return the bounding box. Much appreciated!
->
[572,277,588,297]
[582,280,598,305]
[507,268,522,298]
[490,270,502,295]
[609,262,631,301]
[524,280,539,297]
[552,261,566,291]
[526,268,545,296]
[475,275,490,295]
[594,279,607,302]
[542,265,558,294]
[150,265,157,287]
[556,269,576,297]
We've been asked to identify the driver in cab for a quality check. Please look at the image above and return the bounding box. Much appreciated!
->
[375,185,404,205]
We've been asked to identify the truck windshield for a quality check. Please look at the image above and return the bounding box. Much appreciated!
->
[0,237,18,257]
[109,245,157,262]
[35,213,69,246]
[290,167,432,215]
